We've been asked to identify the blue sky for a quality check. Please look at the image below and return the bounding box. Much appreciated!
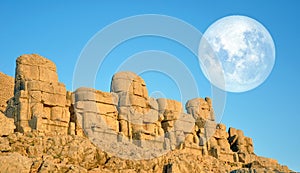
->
[1,1,299,171]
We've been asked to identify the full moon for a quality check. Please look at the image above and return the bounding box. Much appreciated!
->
[199,15,275,92]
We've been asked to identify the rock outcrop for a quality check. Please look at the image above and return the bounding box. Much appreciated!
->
[0,72,15,136]
[7,54,71,134]
[0,72,14,114]
[0,54,294,173]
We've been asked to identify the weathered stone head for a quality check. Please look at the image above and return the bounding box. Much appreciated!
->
[185,97,215,121]
[111,71,148,98]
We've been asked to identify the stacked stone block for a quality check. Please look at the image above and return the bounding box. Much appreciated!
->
[185,97,216,152]
[111,72,165,148]
[228,127,255,163]
[72,87,119,137]
[11,54,70,134]
[1,54,262,164]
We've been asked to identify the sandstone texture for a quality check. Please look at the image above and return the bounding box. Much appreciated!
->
[7,54,70,134]
[0,72,14,113]
[0,54,294,173]
[0,72,15,136]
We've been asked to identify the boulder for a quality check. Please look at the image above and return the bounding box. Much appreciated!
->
[0,112,15,136]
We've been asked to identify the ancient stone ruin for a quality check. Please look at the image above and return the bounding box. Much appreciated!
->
[0,54,292,172]
[6,54,71,134]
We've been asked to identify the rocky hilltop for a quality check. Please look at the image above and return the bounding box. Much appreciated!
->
[0,54,294,173]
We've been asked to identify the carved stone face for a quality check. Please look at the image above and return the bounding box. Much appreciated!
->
[198,99,210,120]
[186,98,214,121]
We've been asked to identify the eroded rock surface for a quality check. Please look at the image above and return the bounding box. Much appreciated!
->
[0,72,14,114]
[7,54,70,134]
[0,54,294,173]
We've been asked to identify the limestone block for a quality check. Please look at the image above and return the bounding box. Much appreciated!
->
[132,132,155,141]
[39,67,58,82]
[142,109,159,123]
[200,120,217,143]
[118,106,131,120]
[43,106,51,120]
[129,94,147,107]
[78,112,104,130]
[157,98,182,112]
[16,64,39,81]
[163,111,181,121]
[27,81,66,95]
[68,122,76,135]
[74,88,97,102]
[0,72,14,112]
[74,88,118,105]
[51,106,63,121]
[12,54,70,134]
[29,91,42,102]
[0,112,15,136]
[218,152,236,162]
[104,115,119,132]
[148,97,158,110]
[214,124,228,139]
[174,113,195,133]
[53,83,67,95]
[63,107,70,122]
[132,106,145,114]
[118,107,143,124]
[217,138,231,152]
[66,91,72,106]
[143,123,157,135]
[165,131,185,148]
[31,102,43,117]
[42,120,69,134]
[118,92,147,107]
[16,100,29,121]
[74,112,85,136]
[26,81,41,91]
[41,92,66,106]
[17,54,56,71]
[96,102,118,116]
[131,123,144,134]
[119,119,131,137]
[245,137,254,153]
[96,91,118,105]
[75,101,94,111]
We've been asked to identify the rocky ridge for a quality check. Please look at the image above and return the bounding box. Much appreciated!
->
[0,54,294,173]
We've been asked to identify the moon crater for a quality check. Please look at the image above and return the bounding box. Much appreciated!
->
[199,15,275,92]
